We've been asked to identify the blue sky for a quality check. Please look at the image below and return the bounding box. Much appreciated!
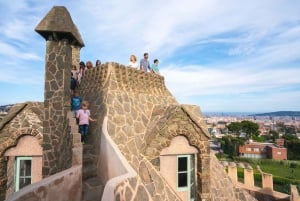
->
[0,0,300,112]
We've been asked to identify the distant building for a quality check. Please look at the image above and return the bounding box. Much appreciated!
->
[216,120,227,129]
[275,139,285,147]
[239,141,287,160]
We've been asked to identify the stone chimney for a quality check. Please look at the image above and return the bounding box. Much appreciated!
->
[35,6,84,177]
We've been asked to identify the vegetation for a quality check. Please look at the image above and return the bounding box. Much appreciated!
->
[241,120,259,139]
[283,136,300,160]
[231,157,300,194]
[223,120,300,161]
[268,130,279,142]
[217,120,300,193]
[277,122,297,135]
[226,122,242,137]
[226,120,259,140]
[219,136,246,157]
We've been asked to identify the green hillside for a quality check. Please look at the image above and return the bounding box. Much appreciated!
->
[254,111,300,116]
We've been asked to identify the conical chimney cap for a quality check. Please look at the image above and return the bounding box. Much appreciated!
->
[35,6,84,47]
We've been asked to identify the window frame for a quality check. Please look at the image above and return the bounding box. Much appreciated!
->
[15,156,32,192]
[177,154,196,201]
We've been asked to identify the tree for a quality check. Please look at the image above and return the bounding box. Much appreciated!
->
[220,136,246,157]
[269,130,279,142]
[226,122,242,137]
[285,126,296,135]
[284,139,300,160]
[241,120,259,140]
[282,133,298,141]
[276,122,296,135]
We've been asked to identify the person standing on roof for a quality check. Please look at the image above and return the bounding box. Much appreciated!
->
[140,53,151,72]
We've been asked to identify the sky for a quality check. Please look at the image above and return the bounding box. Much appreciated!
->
[0,0,300,113]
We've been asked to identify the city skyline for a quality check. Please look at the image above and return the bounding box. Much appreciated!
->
[0,1,300,112]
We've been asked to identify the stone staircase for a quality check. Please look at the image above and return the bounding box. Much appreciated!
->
[68,111,104,201]
[82,143,104,201]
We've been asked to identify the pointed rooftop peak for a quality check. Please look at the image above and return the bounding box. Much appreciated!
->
[35,6,84,47]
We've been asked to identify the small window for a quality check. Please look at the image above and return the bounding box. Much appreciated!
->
[178,157,188,187]
[177,155,195,201]
[15,157,32,192]
[254,148,259,152]
[277,152,281,155]
[246,148,251,151]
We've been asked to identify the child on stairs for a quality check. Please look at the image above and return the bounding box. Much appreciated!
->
[76,100,95,144]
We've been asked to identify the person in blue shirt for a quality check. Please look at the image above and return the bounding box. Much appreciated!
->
[71,91,82,119]
[151,59,160,75]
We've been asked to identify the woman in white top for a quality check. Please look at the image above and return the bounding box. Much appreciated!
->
[128,55,138,68]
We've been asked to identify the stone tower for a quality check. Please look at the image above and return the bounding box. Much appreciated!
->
[35,6,84,177]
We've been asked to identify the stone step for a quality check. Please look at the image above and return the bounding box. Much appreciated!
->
[83,144,94,154]
[73,133,82,145]
[82,177,104,201]
[83,164,97,180]
[83,154,97,165]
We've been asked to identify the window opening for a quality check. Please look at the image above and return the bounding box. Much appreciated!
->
[177,155,195,201]
[15,157,32,192]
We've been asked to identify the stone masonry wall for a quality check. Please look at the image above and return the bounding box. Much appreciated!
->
[71,45,81,68]
[114,157,181,201]
[80,63,213,200]
[79,63,183,200]
[142,106,211,200]
[6,165,82,201]
[42,39,73,177]
[210,154,257,201]
[79,62,178,170]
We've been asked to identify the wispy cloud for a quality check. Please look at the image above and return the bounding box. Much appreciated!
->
[163,65,300,97]
[0,41,42,61]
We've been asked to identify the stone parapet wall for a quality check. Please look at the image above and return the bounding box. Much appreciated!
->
[224,161,291,201]
[80,63,174,97]
[210,154,257,201]
[67,111,83,166]
[99,116,179,201]
[6,165,82,201]
[115,157,181,201]
[290,185,300,201]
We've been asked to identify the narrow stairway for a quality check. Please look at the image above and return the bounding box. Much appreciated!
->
[82,143,104,201]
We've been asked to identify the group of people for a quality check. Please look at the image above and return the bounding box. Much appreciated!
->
[69,52,159,144]
[70,59,101,96]
[128,52,160,75]
[70,61,101,144]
